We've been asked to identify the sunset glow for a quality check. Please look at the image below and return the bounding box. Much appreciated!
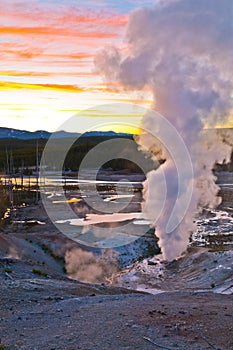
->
[0,0,155,133]
[0,0,231,132]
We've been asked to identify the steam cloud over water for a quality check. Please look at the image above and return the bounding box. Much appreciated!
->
[96,0,233,261]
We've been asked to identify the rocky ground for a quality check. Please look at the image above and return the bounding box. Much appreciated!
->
[0,206,232,349]
[0,170,232,350]
[0,279,232,350]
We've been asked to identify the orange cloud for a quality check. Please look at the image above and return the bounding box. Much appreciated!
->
[0,48,43,59]
[0,26,119,39]
[0,70,51,77]
[0,1,130,132]
[0,70,98,78]
[60,13,128,28]
[0,49,93,61]
[0,81,84,93]
[0,5,128,29]
[0,2,127,78]
[0,70,97,78]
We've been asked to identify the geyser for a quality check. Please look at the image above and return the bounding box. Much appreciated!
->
[95,0,233,261]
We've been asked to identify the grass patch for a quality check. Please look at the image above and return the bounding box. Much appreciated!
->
[32,268,48,277]
[4,268,12,273]
[40,244,65,263]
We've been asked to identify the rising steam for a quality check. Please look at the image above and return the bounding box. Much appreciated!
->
[65,248,118,284]
[95,0,233,261]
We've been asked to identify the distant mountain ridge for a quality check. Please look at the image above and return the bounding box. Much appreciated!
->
[0,127,132,140]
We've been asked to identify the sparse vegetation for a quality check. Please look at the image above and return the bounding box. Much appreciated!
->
[41,244,65,263]
[32,268,48,277]
[4,268,12,273]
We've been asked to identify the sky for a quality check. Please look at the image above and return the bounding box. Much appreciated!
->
[0,0,232,133]
[0,0,156,133]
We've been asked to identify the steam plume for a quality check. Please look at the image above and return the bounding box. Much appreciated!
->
[95,0,233,261]
[65,248,117,284]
